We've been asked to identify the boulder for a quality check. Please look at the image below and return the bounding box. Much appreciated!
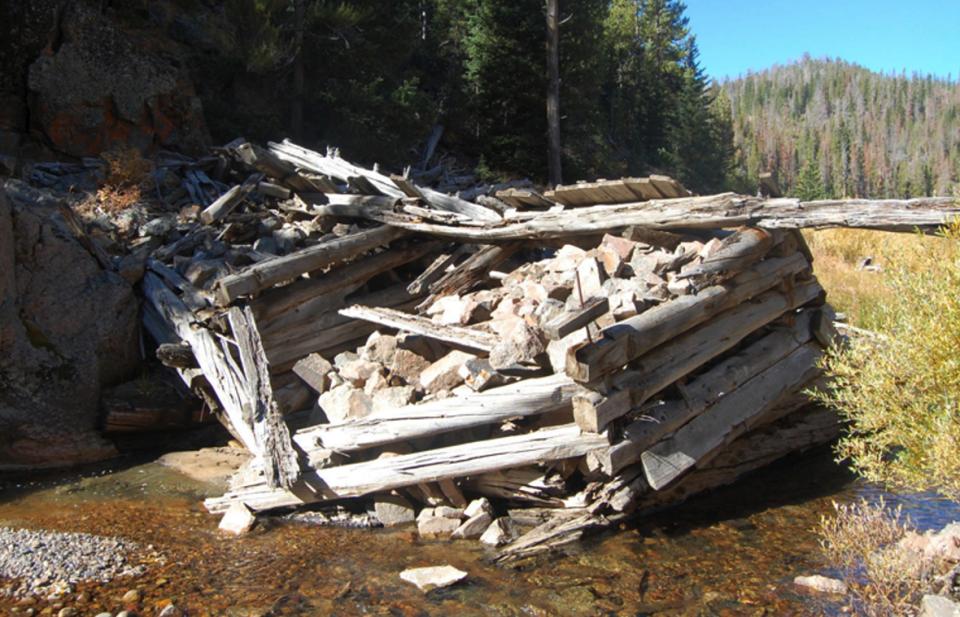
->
[317,384,373,423]
[26,3,209,157]
[374,493,416,527]
[218,503,256,536]
[390,349,432,386]
[479,517,519,547]
[420,350,476,394]
[489,322,545,370]
[920,594,960,617]
[0,182,139,468]
[371,386,416,413]
[451,512,493,540]
[417,514,462,539]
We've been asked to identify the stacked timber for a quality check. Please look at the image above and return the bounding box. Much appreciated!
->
[130,138,960,561]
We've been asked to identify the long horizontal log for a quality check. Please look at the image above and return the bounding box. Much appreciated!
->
[676,227,776,285]
[293,373,576,452]
[332,194,960,242]
[205,424,609,513]
[567,252,809,382]
[640,342,823,490]
[572,279,824,432]
[588,309,816,476]
[214,225,408,305]
[339,305,499,352]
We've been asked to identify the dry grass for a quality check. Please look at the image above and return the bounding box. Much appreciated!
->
[819,499,939,616]
[804,228,948,329]
[77,146,154,216]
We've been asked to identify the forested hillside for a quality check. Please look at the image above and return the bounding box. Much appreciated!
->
[192,0,732,191]
[724,57,960,199]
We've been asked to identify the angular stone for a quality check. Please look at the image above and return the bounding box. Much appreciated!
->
[333,351,359,369]
[489,322,545,370]
[318,384,373,423]
[362,332,398,365]
[390,349,432,386]
[339,359,383,387]
[371,386,417,414]
[451,512,493,540]
[575,256,606,299]
[919,594,960,617]
[363,371,388,395]
[417,514,462,538]
[793,575,847,595]
[374,493,416,527]
[399,565,468,593]
[458,358,505,392]
[479,517,519,547]
[601,234,638,260]
[546,245,587,272]
[596,244,625,277]
[420,350,476,394]
[218,503,255,536]
[292,353,334,395]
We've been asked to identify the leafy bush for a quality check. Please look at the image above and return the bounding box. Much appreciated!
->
[814,221,960,496]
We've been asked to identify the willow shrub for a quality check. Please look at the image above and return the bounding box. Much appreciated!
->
[815,221,960,497]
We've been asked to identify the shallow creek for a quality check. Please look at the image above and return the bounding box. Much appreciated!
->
[2,447,959,616]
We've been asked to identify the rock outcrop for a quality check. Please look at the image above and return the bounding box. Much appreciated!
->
[26,3,210,157]
[0,181,140,468]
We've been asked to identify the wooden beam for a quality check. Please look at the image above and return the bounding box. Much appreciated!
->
[205,424,609,512]
[339,305,498,352]
[293,373,576,452]
[640,343,823,489]
[543,296,610,340]
[567,252,809,382]
[572,279,823,432]
[214,225,408,305]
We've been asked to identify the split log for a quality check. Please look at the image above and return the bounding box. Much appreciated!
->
[406,246,466,295]
[215,225,408,305]
[420,243,521,307]
[142,273,257,453]
[676,227,776,286]
[543,296,610,341]
[205,424,609,513]
[572,279,823,432]
[340,194,960,242]
[340,305,499,352]
[293,373,576,452]
[200,174,260,225]
[567,252,810,382]
[640,342,823,490]
[587,309,816,476]
[227,306,300,489]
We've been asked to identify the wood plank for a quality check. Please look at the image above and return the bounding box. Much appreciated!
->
[649,175,682,198]
[343,194,960,242]
[293,373,576,452]
[227,306,300,489]
[543,296,610,340]
[204,424,609,512]
[567,252,809,382]
[200,174,260,225]
[338,305,498,352]
[572,279,823,432]
[215,225,408,305]
[640,343,823,489]
[588,309,816,476]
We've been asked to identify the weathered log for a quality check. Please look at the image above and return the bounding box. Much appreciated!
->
[339,305,499,352]
[640,342,823,490]
[156,342,197,369]
[205,424,609,513]
[567,252,810,382]
[420,243,521,308]
[676,227,776,286]
[406,246,466,295]
[293,373,576,452]
[465,467,567,506]
[215,225,408,305]
[332,194,960,242]
[200,174,260,225]
[227,306,300,489]
[572,279,823,432]
[543,296,610,341]
[587,309,816,476]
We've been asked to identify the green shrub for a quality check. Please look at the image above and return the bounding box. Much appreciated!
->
[815,221,960,497]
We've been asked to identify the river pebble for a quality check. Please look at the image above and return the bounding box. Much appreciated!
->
[0,527,147,599]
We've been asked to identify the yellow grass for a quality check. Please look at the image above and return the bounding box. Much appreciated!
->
[803,228,948,329]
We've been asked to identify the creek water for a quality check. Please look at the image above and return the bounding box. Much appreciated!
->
[1,446,959,616]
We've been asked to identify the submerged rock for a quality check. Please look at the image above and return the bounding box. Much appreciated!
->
[793,574,847,595]
[399,565,468,592]
[218,503,256,536]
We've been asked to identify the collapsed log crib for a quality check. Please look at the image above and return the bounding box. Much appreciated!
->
[134,138,960,561]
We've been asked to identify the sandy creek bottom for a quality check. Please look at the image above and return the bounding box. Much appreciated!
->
[1,446,959,616]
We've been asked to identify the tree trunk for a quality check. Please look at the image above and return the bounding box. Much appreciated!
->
[545,0,562,187]
[291,0,306,140]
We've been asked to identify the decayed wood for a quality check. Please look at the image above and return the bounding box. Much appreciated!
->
[156,342,197,369]
[543,296,610,340]
[200,174,260,225]
[215,225,408,305]
[339,305,498,352]
[205,424,609,513]
[293,373,576,452]
[572,279,823,432]
[676,227,776,286]
[420,243,521,307]
[567,252,810,382]
[226,141,317,193]
[342,194,960,242]
[588,309,816,476]
[406,246,465,295]
[142,273,258,453]
[466,467,566,506]
[227,306,301,489]
[640,342,823,490]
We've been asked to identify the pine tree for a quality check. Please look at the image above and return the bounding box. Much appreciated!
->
[796,155,826,201]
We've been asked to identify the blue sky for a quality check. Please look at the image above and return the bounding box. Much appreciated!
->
[684,0,960,81]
